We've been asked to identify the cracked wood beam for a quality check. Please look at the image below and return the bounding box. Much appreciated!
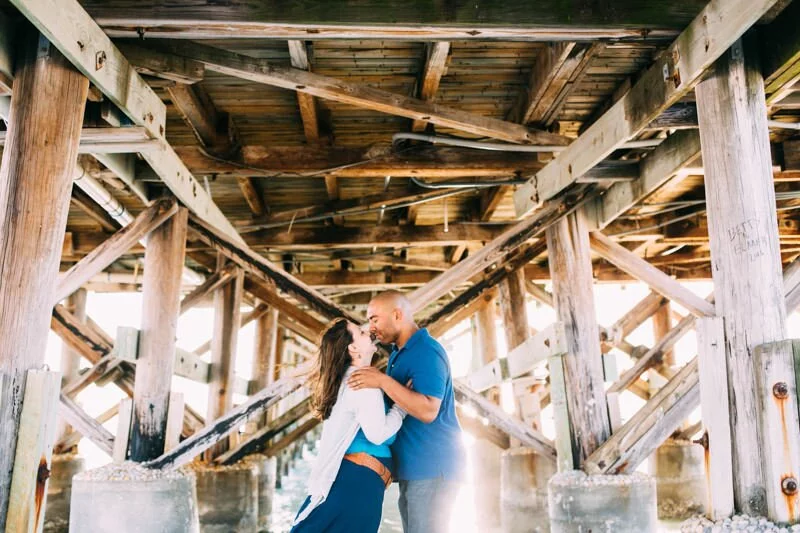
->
[411,42,450,132]
[514,0,782,217]
[288,40,322,144]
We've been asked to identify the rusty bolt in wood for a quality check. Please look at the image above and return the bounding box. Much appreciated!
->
[773,382,789,399]
[782,477,798,496]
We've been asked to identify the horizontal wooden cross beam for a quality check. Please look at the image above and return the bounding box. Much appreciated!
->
[84,0,705,41]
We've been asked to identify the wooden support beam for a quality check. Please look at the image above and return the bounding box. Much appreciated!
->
[263,416,319,457]
[427,287,495,339]
[55,197,179,304]
[499,268,529,351]
[167,83,229,150]
[6,370,60,533]
[57,289,86,445]
[86,1,703,41]
[589,231,716,317]
[113,399,133,462]
[188,215,361,323]
[205,265,244,460]
[595,130,702,229]
[0,31,89,528]
[479,187,507,222]
[288,40,322,144]
[70,186,120,233]
[116,41,204,84]
[157,41,572,146]
[514,0,781,216]
[130,208,189,462]
[652,301,675,367]
[10,0,243,243]
[696,317,734,521]
[516,42,577,126]
[58,393,115,457]
[411,42,450,132]
[583,359,700,475]
[546,210,611,466]
[453,382,556,461]
[179,264,236,315]
[252,307,279,392]
[0,11,12,95]
[56,402,119,454]
[407,184,596,313]
[696,37,793,517]
[464,323,566,393]
[144,375,305,470]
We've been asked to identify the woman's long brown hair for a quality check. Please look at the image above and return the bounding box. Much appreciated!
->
[309,318,354,420]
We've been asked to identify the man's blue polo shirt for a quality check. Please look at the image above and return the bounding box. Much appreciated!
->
[387,328,465,481]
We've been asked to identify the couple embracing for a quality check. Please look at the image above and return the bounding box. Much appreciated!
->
[290,290,465,533]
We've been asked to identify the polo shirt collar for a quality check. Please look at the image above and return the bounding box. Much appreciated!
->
[392,327,429,356]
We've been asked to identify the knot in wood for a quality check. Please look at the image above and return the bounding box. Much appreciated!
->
[773,382,789,399]
[782,476,798,496]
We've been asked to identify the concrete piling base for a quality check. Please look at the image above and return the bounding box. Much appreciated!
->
[69,462,199,533]
[44,453,85,533]
[548,471,657,533]
[650,439,707,519]
[191,462,259,533]
[244,454,277,532]
[501,446,556,533]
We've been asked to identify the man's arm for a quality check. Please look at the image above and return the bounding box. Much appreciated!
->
[348,367,442,424]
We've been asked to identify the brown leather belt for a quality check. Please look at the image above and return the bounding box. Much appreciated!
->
[343,452,392,489]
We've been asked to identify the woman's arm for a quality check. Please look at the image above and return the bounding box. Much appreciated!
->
[349,367,442,424]
[349,387,406,444]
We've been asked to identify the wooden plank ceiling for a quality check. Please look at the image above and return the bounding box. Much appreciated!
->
[0,0,798,317]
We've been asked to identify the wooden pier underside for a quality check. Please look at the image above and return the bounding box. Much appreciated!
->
[1,0,800,527]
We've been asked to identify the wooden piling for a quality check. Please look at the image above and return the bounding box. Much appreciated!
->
[545,209,611,467]
[0,29,88,528]
[129,207,188,462]
[696,37,796,518]
[205,262,244,460]
[56,289,87,447]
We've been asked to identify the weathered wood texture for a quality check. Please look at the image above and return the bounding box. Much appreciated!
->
[411,42,450,132]
[158,41,571,146]
[85,1,707,40]
[130,208,189,462]
[475,293,499,372]
[0,31,88,529]
[754,340,800,524]
[58,393,115,457]
[584,359,699,475]
[545,210,610,467]
[499,268,530,351]
[55,198,178,304]
[205,265,244,460]
[56,289,87,445]
[10,0,242,243]
[5,370,60,533]
[696,38,791,517]
[696,317,734,520]
[652,301,675,367]
[514,0,780,216]
[252,307,279,392]
[589,231,715,318]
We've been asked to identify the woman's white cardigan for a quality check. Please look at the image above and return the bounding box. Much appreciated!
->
[293,366,406,525]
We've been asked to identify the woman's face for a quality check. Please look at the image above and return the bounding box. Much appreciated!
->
[346,321,376,365]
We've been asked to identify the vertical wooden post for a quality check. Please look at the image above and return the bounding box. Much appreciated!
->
[652,301,674,367]
[545,209,611,467]
[696,317,734,520]
[252,306,278,426]
[205,263,244,460]
[56,288,87,447]
[113,398,133,464]
[129,207,186,463]
[499,268,529,351]
[252,307,279,392]
[164,392,185,452]
[696,37,795,517]
[6,370,61,533]
[0,30,88,527]
[475,291,499,404]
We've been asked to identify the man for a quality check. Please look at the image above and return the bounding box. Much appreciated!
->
[348,290,465,533]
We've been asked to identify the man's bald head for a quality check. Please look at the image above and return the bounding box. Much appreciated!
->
[367,290,417,346]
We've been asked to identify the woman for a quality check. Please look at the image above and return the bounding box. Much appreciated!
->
[291,318,406,532]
